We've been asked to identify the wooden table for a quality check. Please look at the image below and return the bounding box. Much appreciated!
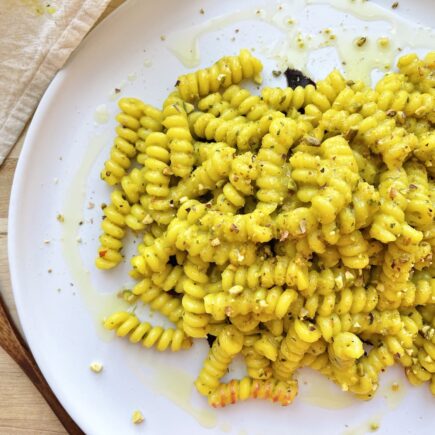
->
[0,1,124,433]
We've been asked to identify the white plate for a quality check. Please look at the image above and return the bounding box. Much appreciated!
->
[8,0,435,434]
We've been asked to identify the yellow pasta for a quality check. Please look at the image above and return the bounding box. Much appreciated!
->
[98,49,435,407]
[100,98,145,185]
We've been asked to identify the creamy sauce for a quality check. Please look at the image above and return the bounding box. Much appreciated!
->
[165,0,434,84]
[61,134,129,337]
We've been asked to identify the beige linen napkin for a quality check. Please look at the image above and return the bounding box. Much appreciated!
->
[0,0,112,166]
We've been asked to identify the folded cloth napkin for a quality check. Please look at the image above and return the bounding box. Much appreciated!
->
[0,0,112,166]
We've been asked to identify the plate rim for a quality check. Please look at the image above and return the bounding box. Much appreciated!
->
[7,0,435,433]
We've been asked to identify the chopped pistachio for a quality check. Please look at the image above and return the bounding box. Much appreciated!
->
[90,362,103,373]
[132,410,144,424]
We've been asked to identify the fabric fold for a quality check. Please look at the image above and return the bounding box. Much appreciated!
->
[0,0,111,166]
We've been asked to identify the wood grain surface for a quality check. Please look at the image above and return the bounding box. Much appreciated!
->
[0,1,125,433]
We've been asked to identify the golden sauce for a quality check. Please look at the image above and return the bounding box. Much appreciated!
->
[166,0,434,84]
[380,380,407,411]
[299,371,357,409]
[166,9,260,68]
[343,414,382,435]
[61,134,129,338]
[125,352,218,429]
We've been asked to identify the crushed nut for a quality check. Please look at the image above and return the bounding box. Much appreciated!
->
[389,187,398,199]
[279,231,289,242]
[299,307,309,318]
[132,410,144,424]
[90,362,103,373]
[370,422,379,432]
[211,238,221,247]
[87,201,95,209]
[355,36,367,47]
[142,214,153,225]
[228,285,244,295]
[299,219,307,234]
[305,136,321,146]
[230,223,239,233]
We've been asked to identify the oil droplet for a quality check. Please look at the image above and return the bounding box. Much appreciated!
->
[299,371,356,409]
[151,368,217,428]
[343,414,382,435]
[219,421,232,433]
[93,104,109,124]
[380,380,407,410]
[125,352,217,429]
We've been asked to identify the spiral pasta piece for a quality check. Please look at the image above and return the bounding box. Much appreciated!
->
[316,310,402,342]
[204,286,298,321]
[242,335,273,380]
[103,312,191,351]
[209,377,298,407]
[370,168,412,243]
[162,92,195,178]
[310,136,359,225]
[195,325,244,395]
[131,234,175,276]
[177,49,263,102]
[404,161,434,230]
[101,98,144,185]
[189,111,261,150]
[273,319,321,380]
[95,190,131,269]
[182,256,211,338]
[221,253,310,292]
[135,104,164,165]
[377,231,423,309]
[173,142,235,201]
[197,92,240,120]
[301,286,378,319]
[256,118,300,213]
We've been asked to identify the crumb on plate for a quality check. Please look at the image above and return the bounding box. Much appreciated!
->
[90,362,103,373]
[132,410,144,424]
